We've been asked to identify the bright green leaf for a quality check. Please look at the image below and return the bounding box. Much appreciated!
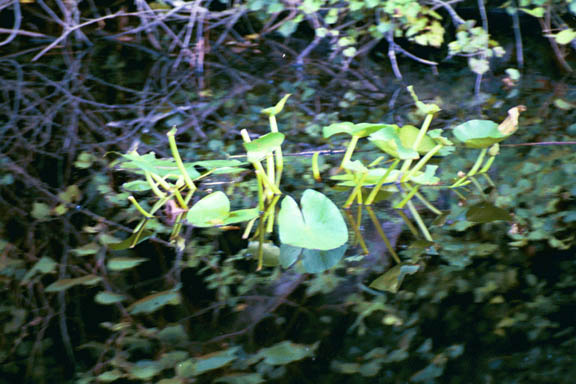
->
[278,190,348,250]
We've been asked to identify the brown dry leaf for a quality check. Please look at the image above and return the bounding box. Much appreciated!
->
[498,105,527,136]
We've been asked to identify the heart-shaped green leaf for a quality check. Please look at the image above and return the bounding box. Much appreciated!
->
[278,190,348,250]
[368,126,419,159]
[187,192,230,227]
[301,245,347,273]
[453,120,507,148]
[186,192,258,227]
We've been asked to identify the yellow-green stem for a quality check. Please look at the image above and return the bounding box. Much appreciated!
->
[406,200,434,242]
[167,127,197,192]
[479,155,496,173]
[344,172,367,208]
[468,148,488,177]
[339,136,360,170]
[128,196,154,218]
[243,218,256,239]
[395,184,421,209]
[312,152,321,182]
[145,171,166,199]
[405,144,443,180]
[366,159,400,205]
[414,190,442,215]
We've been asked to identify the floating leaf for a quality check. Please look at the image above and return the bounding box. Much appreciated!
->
[301,245,347,273]
[45,274,102,292]
[243,132,285,163]
[256,341,315,365]
[323,122,391,139]
[466,202,513,223]
[128,288,180,315]
[369,264,420,293]
[107,257,147,271]
[368,126,422,159]
[279,244,302,268]
[453,120,506,148]
[278,190,348,250]
[223,208,259,225]
[186,192,258,227]
[187,191,230,227]
[95,291,126,305]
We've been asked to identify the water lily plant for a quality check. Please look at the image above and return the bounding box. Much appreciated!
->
[451,105,526,187]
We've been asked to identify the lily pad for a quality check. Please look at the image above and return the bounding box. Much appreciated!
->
[256,341,316,365]
[323,122,392,139]
[278,189,348,250]
[453,120,507,148]
[186,192,258,228]
[301,245,347,273]
[243,132,285,163]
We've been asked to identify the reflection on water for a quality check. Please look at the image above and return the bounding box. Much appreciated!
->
[1,43,575,383]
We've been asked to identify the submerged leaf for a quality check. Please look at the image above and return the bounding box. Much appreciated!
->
[466,202,513,223]
[369,264,420,293]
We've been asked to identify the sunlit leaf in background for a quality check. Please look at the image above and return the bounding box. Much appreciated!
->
[256,341,316,365]
[45,274,102,292]
[107,257,147,271]
[128,288,180,315]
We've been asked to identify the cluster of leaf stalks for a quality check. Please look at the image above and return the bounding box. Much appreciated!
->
[117,88,524,270]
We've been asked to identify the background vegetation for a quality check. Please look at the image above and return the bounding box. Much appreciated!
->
[1,1,575,383]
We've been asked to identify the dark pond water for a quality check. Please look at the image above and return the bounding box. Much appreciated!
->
[1,40,576,384]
